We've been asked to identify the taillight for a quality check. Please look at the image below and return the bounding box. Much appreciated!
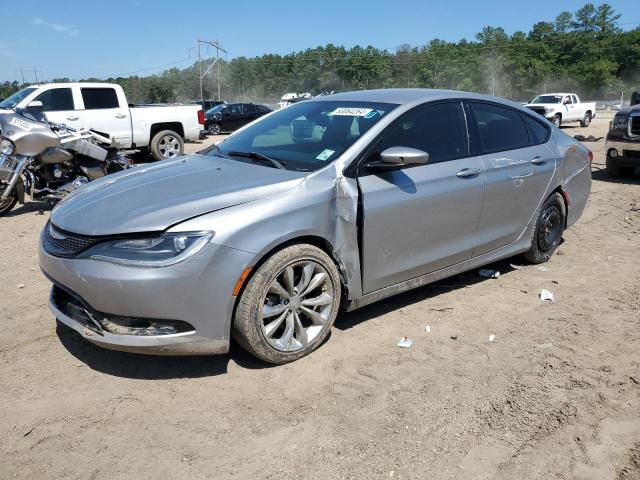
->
[197,110,205,125]
[588,150,593,163]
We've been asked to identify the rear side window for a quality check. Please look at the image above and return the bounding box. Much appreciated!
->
[371,102,469,164]
[522,114,549,145]
[34,88,74,111]
[243,104,256,114]
[468,103,530,153]
[81,88,119,109]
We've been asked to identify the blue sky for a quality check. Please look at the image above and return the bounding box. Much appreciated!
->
[0,0,638,82]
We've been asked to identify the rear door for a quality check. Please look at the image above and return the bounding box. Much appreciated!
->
[33,87,83,130]
[224,104,244,130]
[79,86,132,147]
[466,102,556,256]
[358,101,485,293]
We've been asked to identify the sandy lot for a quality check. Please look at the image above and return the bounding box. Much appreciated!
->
[1,115,639,480]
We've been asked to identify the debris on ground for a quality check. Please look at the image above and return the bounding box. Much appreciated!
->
[479,269,500,278]
[540,289,554,301]
[450,334,458,340]
[489,334,496,342]
[16,283,25,289]
[573,134,603,142]
[397,337,413,348]
[533,343,553,350]
[425,325,431,333]
[536,266,550,272]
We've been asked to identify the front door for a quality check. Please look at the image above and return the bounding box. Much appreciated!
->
[358,101,485,294]
[79,86,132,147]
[466,102,556,255]
[33,87,83,130]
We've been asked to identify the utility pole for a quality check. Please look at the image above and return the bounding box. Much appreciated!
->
[33,67,43,83]
[194,38,227,102]
[491,64,495,96]
[20,68,25,84]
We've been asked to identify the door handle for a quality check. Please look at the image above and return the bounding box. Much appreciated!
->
[115,113,127,119]
[456,168,481,178]
[66,116,79,121]
[531,157,547,165]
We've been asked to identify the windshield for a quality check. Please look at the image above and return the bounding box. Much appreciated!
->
[530,95,562,104]
[206,100,397,172]
[207,105,227,115]
[0,87,37,109]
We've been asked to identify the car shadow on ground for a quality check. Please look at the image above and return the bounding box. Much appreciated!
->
[335,257,521,331]
[56,321,272,380]
[591,166,640,185]
[7,201,51,217]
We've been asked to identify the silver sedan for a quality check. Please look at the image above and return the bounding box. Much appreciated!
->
[39,89,592,364]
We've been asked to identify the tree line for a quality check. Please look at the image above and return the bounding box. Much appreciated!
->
[1,3,638,104]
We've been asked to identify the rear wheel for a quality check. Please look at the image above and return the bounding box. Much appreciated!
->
[523,192,565,264]
[606,158,635,178]
[580,112,592,127]
[233,244,341,364]
[552,114,562,128]
[149,130,184,161]
[207,123,221,135]
[0,182,17,216]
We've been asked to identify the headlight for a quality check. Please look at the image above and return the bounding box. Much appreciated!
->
[612,115,629,131]
[80,232,213,267]
[0,139,14,155]
[544,107,552,113]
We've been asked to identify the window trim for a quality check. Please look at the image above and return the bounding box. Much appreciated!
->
[465,100,547,155]
[348,99,473,178]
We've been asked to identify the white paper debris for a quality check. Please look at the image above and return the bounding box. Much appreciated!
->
[425,325,431,333]
[540,289,554,301]
[479,269,500,278]
[489,334,496,342]
[536,266,550,272]
[397,337,413,348]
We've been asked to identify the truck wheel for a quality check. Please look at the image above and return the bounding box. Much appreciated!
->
[552,114,562,128]
[580,112,592,127]
[232,244,341,364]
[150,130,184,161]
[207,123,221,135]
[606,158,634,179]
[523,192,565,264]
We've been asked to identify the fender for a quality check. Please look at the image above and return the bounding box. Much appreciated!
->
[0,167,25,204]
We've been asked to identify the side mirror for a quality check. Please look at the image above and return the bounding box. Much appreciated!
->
[563,99,570,105]
[27,100,43,110]
[380,146,429,165]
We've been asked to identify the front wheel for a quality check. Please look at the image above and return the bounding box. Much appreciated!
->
[523,192,566,264]
[233,244,341,364]
[150,130,184,161]
[580,112,592,127]
[552,114,562,128]
[0,182,18,216]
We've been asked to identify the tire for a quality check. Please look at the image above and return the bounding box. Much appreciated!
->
[580,112,592,127]
[233,244,341,364]
[523,192,566,264]
[552,114,562,128]
[606,158,634,178]
[0,182,18,216]
[207,123,221,135]
[149,130,184,161]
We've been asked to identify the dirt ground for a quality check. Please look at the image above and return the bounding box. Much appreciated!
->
[1,113,639,480]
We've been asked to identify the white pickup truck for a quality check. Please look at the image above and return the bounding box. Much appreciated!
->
[0,82,204,160]
[525,93,596,128]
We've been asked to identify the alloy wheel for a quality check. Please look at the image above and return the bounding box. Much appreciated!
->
[260,260,335,352]
[158,134,181,159]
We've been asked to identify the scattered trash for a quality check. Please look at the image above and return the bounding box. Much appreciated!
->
[488,334,496,342]
[425,325,431,333]
[429,307,453,312]
[479,269,500,279]
[573,134,603,142]
[540,289,554,301]
[551,280,559,284]
[23,426,36,437]
[450,334,458,340]
[536,266,550,272]
[397,337,413,348]
[630,376,640,385]
[533,343,553,350]
[16,283,25,289]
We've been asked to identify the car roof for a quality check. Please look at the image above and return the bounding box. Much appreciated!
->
[311,88,526,110]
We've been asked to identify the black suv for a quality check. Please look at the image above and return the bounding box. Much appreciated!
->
[605,91,640,178]
[205,103,272,135]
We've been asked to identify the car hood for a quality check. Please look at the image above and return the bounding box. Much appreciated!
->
[50,154,307,236]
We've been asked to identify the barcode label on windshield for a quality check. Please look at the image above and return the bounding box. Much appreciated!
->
[329,107,373,117]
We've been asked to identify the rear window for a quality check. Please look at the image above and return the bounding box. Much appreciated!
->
[81,88,119,109]
[469,103,530,153]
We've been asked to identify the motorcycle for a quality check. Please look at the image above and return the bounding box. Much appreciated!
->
[0,106,133,216]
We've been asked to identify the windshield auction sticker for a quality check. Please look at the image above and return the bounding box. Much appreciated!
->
[316,149,335,161]
[329,107,374,117]
[9,117,35,131]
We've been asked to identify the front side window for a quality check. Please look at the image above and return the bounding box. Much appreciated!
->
[81,88,119,109]
[368,102,469,164]
[34,88,74,112]
[468,103,530,153]
[228,104,242,115]
[208,100,397,172]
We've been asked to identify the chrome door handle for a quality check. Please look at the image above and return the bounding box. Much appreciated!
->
[531,157,547,165]
[456,168,481,178]
[66,116,79,121]
[115,113,126,119]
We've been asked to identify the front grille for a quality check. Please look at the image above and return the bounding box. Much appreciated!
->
[630,116,640,136]
[43,221,99,258]
[623,150,640,160]
[528,107,546,117]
